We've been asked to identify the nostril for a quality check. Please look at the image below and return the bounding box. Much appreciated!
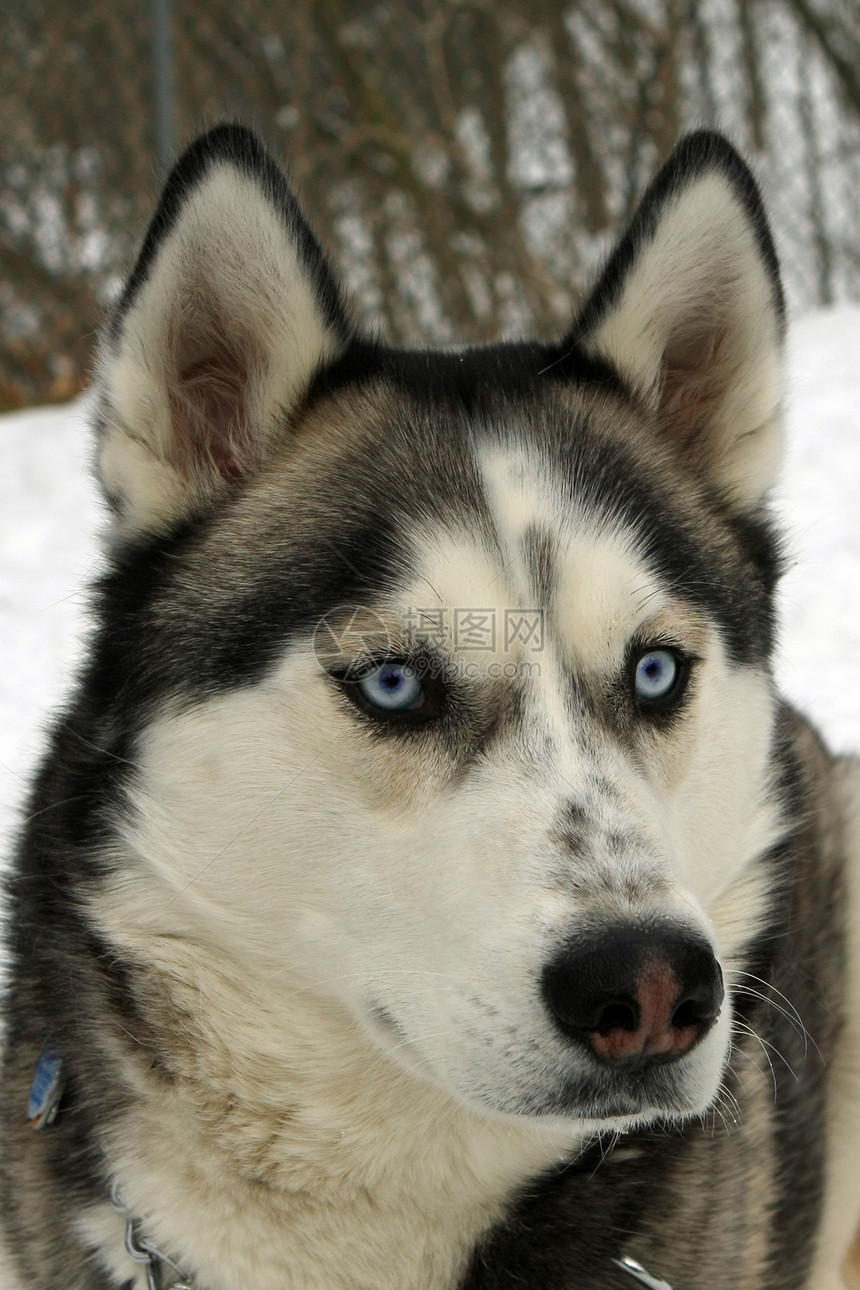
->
[542,923,724,1066]
[672,996,708,1031]
[673,959,724,1032]
[671,998,701,1030]
[596,1001,639,1034]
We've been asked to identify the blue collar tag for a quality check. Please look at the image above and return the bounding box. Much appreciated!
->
[28,1042,65,1129]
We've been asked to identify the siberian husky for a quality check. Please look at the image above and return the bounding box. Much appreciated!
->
[2,124,859,1290]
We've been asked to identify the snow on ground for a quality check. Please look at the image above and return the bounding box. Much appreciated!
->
[0,398,103,854]
[0,305,859,856]
[776,305,860,751]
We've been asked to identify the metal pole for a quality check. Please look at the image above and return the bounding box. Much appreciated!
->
[152,0,176,178]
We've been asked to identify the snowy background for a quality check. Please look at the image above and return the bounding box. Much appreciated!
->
[1,304,859,859]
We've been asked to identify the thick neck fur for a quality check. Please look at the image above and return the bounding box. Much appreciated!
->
[85,877,580,1290]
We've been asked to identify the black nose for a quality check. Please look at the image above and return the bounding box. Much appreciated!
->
[542,924,724,1066]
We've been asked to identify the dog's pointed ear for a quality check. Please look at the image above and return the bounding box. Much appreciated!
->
[96,125,350,540]
[576,132,785,508]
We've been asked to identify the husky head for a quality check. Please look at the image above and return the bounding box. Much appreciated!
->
[92,126,785,1134]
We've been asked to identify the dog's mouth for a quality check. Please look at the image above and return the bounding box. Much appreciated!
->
[458,1041,727,1131]
[527,923,726,1123]
[366,997,725,1128]
[363,922,727,1126]
[517,1056,717,1124]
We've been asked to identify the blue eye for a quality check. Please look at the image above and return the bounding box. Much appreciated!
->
[357,661,425,712]
[633,648,683,705]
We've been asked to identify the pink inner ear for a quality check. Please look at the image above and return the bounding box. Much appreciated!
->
[657,317,729,458]
[167,311,263,486]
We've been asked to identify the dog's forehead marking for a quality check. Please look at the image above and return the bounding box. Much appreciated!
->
[475,442,669,671]
[479,444,551,544]
[553,531,668,671]
[403,529,517,659]
[461,441,559,627]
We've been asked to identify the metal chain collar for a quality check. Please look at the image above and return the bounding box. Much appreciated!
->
[614,1256,675,1289]
[110,1182,196,1290]
[107,1180,673,1290]
[36,1046,673,1290]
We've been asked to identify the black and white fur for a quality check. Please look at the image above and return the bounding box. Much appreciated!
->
[2,125,859,1290]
